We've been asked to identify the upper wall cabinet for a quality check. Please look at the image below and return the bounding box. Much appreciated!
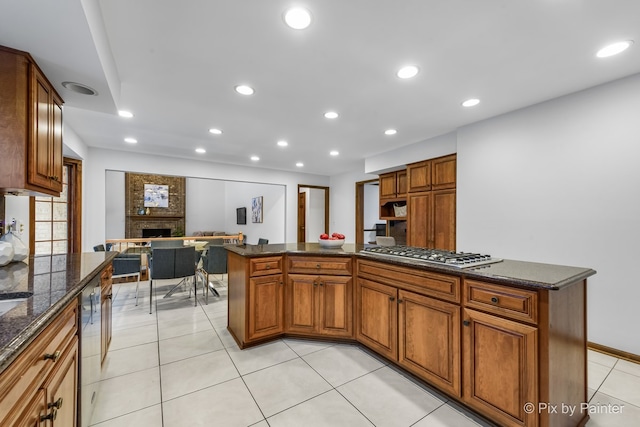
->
[0,45,64,197]
[379,169,407,200]
[407,154,456,193]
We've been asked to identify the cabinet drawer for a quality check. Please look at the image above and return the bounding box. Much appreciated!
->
[357,259,459,303]
[288,256,352,276]
[249,256,283,277]
[0,301,77,424]
[464,280,538,324]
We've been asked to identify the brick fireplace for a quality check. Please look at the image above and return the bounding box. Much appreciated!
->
[124,173,186,238]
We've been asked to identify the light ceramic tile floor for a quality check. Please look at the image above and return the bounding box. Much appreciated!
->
[88,279,640,427]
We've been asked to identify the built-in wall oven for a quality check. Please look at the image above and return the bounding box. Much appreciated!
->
[79,275,101,427]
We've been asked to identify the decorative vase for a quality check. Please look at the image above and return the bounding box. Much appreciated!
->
[0,233,28,262]
[145,207,151,215]
[0,241,15,267]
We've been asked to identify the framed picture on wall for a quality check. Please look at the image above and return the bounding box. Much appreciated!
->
[251,196,263,223]
[237,207,247,225]
[144,184,169,207]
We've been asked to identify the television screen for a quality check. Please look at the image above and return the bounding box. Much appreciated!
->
[236,207,246,225]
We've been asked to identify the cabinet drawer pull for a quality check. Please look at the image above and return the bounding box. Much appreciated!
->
[41,409,57,422]
[490,296,499,304]
[266,265,271,269]
[316,264,321,269]
[44,350,61,362]
[48,397,63,409]
[389,296,395,302]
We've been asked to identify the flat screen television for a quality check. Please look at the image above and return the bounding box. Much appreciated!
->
[236,207,247,225]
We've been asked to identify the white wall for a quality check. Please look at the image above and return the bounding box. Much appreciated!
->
[457,73,640,355]
[84,148,326,250]
[329,165,379,243]
[225,181,286,244]
[363,183,381,243]
[303,187,325,241]
[104,170,125,239]
[186,177,226,235]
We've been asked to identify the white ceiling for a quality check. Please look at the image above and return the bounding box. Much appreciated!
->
[1,0,639,175]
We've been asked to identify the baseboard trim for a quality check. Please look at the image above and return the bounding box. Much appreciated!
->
[588,341,640,364]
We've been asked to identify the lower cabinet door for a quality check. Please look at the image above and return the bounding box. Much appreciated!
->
[286,274,317,334]
[317,275,352,337]
[462,308,537,427]
[14,389,46,427]
[398,290,460,397]
[356,278,397,360]
[44,337,78,427]
[248,274,284,341]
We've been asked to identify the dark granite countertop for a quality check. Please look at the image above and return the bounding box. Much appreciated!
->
[0,252,117,373]
[226,243,596,290]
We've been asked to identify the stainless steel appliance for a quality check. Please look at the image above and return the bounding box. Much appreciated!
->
[79,276,101,427]
[361,245,502,268]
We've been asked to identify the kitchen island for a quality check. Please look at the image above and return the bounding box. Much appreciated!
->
[0,251,116,426]
[226,243,596,427]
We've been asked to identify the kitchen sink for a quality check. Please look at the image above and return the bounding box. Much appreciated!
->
[0,292,33,316]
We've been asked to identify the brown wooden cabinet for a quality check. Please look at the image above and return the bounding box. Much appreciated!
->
[100,265,113,364]
[379,170,407,199]
[407,189,456,250]
[356,259,462,396]
[248,273,285,341]
[431,154,456,190]
[286,256,353,338]
[0,45,64,196]
[462,308,537,427]
[407,160,432,193]
[0,301,78,426]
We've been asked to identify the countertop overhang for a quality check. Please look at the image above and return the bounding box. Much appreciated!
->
[226,243,596,291]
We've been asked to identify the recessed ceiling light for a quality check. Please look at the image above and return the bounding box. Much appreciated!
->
[296,162,304,167]
[61,81,98,96]
[195,148,206,154]
[324,111,339,119]
[209,128,223,135]
[330,150,339,156]
[462,98,480,107]
[124,137,137,144]
[284,7,312,30]
[384,129,397,135]
[396,65,419,79]
[251,155,260,161]
[596,40,633,58]
[235,85,255,95]
[118,110,134,118]
[277,140,288,147]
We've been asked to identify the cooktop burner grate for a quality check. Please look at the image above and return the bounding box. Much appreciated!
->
[361,245,502,268]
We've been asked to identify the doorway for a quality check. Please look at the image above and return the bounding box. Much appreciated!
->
[355,179,381,245]
[297,185,329,243]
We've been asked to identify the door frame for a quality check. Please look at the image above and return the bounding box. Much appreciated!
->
[355,179,380,245]
[297,184,329,243]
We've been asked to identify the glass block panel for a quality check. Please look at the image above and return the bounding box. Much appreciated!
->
[35,201,52,221]
[53,222,67,240]
[34,241,52,255]
[35,196,52,202]
[51,254,68,271]
[35,222,52,241]
[52,241,68,255]
[54,183,68,202]
[63,165,68,184]
[53,202,67,221]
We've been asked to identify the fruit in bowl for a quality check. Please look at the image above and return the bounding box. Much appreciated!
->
[319,232,345,248]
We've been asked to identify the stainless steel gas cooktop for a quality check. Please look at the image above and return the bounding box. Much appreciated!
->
[361,245,503,269]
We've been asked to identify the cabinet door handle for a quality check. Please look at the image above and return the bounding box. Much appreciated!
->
[389,296,395,302]
[316,264,321,269]
[279,281,283,286]
[266,265,271,270]
[490,296,499,304]
[313,281,318,287]
[397,299,403,303]
[107,293,113,300]
[40,409,58,422]
[44,350,61,362]
[48,397,63,409]
[463,320,470,327]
